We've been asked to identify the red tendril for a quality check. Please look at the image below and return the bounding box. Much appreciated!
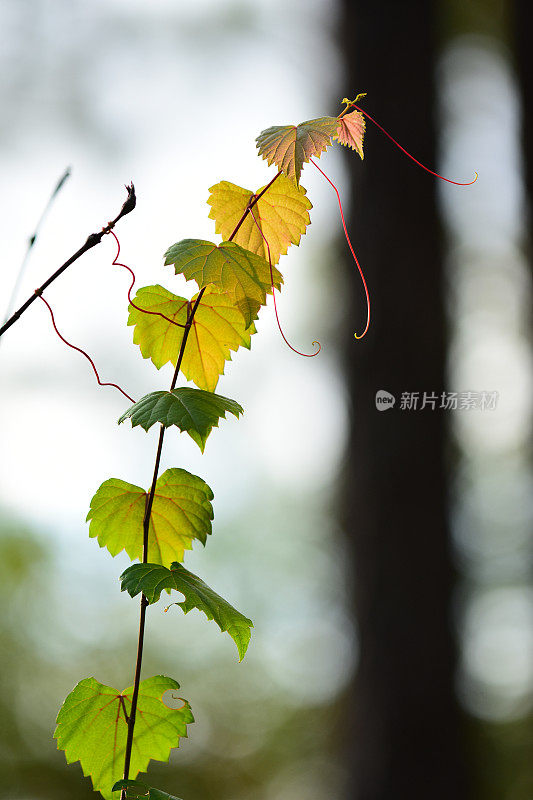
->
[352,104,478,186]
[248,205,321,357]
[310,158,370,340]
[108,230,186,329]
[38,294,135,403]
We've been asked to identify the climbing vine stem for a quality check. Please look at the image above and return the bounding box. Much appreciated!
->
[120,189,263,791]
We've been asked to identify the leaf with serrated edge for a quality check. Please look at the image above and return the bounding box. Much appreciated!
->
[113,780,182,800]
[120,562,253,661]
[54,675,193,800]
[164,239,282,329]
[128,285,255,391]
[207,175,312,266]
[86,468,214,566]
[118,387,243,452]
[336,110,365,159]
[256,116,338,185]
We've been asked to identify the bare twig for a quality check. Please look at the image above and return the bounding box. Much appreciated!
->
[0,183,136,340]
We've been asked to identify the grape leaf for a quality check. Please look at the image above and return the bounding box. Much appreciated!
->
[113,780,182,800]
[54,675,193,800]
[207,174,312,266]
[128,285,255,392]
[336,109,365,159]
[255,116,338,185]
[87,468,214,566]
[163,239,283,329]
[118,388,243,452]
[120,561,253,661]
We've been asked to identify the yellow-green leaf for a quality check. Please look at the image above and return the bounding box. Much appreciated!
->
[86,468,214,566]
[336,109,365,159]
[255,116,338,185]
[164,239,283,329]
[207,174,312,265]
[54,675,193,800]
[128,285,255,392]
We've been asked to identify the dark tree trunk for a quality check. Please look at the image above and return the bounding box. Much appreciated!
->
[516,2,533,203]
[338,2,467,798]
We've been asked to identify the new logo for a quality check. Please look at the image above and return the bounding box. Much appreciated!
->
[375,390,395,411]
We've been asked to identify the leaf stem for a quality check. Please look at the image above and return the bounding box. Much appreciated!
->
[118,695,130,725]
[0,183,136,340]
[229,170,281,242]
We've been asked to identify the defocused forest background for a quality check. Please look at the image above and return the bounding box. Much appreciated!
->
[0,0,531,799]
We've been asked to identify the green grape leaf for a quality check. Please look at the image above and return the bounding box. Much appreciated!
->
[87,468,214,566]
[54,675,193,800]
[207,174,312,266]
[255,116,338,185]
[164,239,283,329]
[118,387,243,452]
[128,285,255,392]
[120,562,253,661]
[336,109,365,159]
[113,780,183,800]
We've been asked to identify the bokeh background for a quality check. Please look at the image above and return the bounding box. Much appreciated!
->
[0,1,531,799]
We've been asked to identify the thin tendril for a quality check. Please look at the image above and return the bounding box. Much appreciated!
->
[310,158,370,340]
[352,104,478,186]
[108,230,187,329]
[248,205,321,357]
[38,294,135,403]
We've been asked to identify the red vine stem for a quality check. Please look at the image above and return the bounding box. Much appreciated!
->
[248,205,320,357]
[108,230,186,329]
[38,294,135,403]
[310,158,370,340]
[352,104,478,186]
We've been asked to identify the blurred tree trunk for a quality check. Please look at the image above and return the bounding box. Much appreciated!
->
[338,2,467,798]
[516,2,533,200]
